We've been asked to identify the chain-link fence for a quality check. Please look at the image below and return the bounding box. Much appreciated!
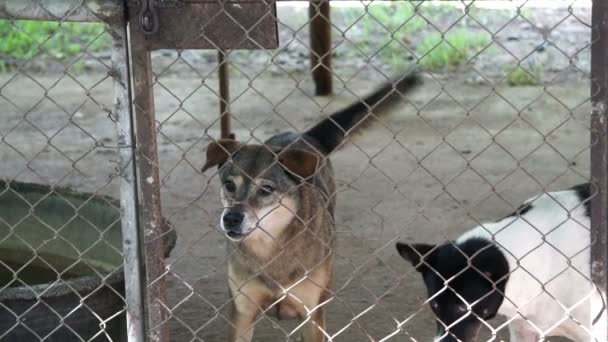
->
[0,1,150,341]
[0,0,606,341]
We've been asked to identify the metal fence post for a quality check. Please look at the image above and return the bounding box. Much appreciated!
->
[111,18,146,342]
[590,0,608,338]
[127,16,171,342]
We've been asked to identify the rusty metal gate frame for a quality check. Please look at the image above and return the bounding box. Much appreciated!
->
[590,0,608,339]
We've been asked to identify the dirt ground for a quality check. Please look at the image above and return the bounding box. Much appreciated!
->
[0,65,591,341]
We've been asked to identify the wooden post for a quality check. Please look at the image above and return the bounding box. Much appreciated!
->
[309,0,332,96]
[218,50,233,139]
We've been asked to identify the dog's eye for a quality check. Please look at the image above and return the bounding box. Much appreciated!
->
[456,305,468,314]
[224,180,236,193]
[430,301,439,310]
[259,184,274,196]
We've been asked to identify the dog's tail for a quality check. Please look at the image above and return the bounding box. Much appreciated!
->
[304,71,422,154]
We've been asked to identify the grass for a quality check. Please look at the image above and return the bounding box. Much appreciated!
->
[364,3,427,36]
[416,29,490,70]
[339,4,493,71]
[506,64,542,86]
[339,3,427,68]
[365,4,427,68]
[0,20,110,72]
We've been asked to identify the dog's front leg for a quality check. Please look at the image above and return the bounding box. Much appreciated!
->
[228,298,257,342]
[289,278,331,342]
[227,265,272,342]
[300,306,326,342]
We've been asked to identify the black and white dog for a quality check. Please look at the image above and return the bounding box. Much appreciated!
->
[397,183,607,342]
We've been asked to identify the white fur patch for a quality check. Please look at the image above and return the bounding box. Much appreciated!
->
[456,188,605,341]
[243,197,297,257]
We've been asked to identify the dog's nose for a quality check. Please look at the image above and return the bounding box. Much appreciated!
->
[223,211,244,230]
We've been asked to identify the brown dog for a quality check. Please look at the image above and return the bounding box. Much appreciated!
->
[201,72,421,342]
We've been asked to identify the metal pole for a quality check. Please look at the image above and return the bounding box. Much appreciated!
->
[218,50,233,139]
[128,17,171,342]
[309,0,332,96]
[590,0,608,338]
[110,18,146,342]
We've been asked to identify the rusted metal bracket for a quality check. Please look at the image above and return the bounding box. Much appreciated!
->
[128,0,278,50]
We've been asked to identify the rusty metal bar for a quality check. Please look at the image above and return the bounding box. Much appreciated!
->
[128,14,171,342]
[127,1,278,50]
[309,0,332,96]
[110,14,146,342]
[218,50,233,139]
[590,0,608,338]
[0,0,122,22]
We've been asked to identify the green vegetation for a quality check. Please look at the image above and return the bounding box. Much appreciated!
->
[340,3,427,68]
[364,3,427,35]
[416,29,490,70]
[506,64,542,86]
[0,20,110,72]
[340,4,493,71]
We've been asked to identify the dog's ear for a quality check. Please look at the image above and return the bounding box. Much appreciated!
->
[396,242,435,272]
[201,139,241,173]
[277,148,320,180]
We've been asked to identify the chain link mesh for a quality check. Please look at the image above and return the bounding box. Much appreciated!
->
[0,1,135,341]
[0,0,602,341]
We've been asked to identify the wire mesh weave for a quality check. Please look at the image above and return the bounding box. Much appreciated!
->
[0,0,602,341]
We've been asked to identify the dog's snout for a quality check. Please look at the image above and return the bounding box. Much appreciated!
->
[223,211,244,230]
